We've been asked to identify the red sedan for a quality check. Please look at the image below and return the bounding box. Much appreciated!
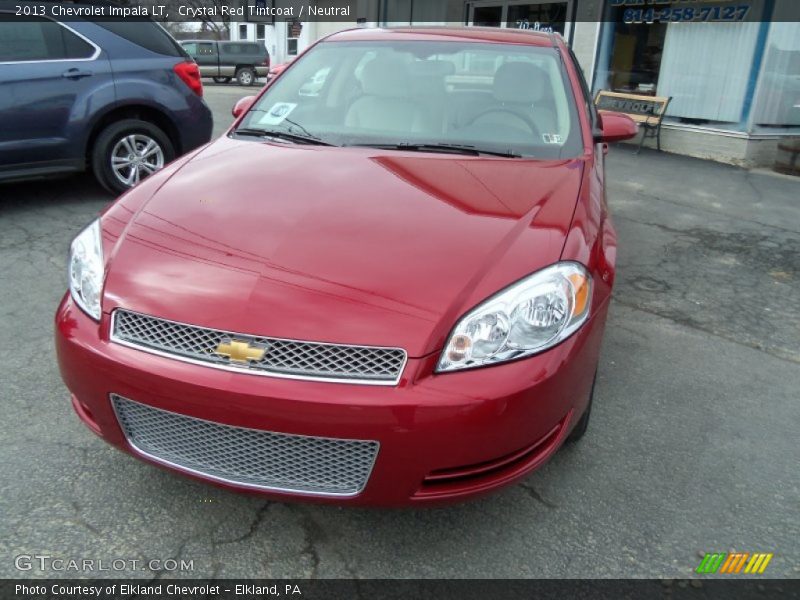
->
[266,60,291,82]
[56,27,637,506]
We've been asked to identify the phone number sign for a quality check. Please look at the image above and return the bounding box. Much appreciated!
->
[610,1,752,24]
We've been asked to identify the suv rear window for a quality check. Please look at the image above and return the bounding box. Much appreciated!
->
[0,14,95,61]
[95,20,185,57]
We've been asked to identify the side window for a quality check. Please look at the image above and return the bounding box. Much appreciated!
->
[224,43,249,55]
[61,26,94,59]
[0,16,94,62]
[94,21,184,57]
[181,42,197,55]
[197,43,216,56]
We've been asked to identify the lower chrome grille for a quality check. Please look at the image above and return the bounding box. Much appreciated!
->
[111,309,407,385]
[111,395,379,496]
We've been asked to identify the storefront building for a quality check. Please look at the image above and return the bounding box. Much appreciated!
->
[234,0,799,167]
[592,1,800,167]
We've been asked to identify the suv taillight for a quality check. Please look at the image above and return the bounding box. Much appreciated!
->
[174,61,203,97]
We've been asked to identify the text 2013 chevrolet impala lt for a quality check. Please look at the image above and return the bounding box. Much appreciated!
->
[56,27,637,506]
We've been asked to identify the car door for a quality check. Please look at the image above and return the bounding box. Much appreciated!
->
[193,41,219,77]
[0,14,113,173]
[218,43,236,78]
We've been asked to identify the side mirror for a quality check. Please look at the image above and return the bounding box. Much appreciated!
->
[595,112,639,143]
[232,95,257,118]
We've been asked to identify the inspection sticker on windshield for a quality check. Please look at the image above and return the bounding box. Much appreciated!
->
[542,133,563,144]
[258,102,297,126]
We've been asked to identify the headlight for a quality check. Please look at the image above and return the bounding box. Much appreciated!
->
[68,219,104,321]
[437,262,592,372]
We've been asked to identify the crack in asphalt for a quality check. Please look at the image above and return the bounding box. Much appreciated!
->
[609,184,800,236]
[213,501,272,547]
[289,506,327,578]
[208,501,272,579]
[612,299,800,365]
[611,202,800,366]
[519,483,558,509]
[70,500,102,537]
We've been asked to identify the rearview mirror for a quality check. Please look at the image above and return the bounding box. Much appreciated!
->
[232,96,256,118]
[595,112,639,143]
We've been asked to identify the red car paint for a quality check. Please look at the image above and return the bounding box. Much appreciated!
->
[266,60,291,82]
[56,28,635,506]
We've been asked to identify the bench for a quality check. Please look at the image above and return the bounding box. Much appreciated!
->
[594,91,672,153]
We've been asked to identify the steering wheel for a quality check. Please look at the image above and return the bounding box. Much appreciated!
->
[468,107,541,137]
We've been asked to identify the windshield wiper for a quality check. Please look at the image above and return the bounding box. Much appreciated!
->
[233,128,335,146]
[350,142,521,158]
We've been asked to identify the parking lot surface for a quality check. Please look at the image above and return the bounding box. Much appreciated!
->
[1,85,798,579]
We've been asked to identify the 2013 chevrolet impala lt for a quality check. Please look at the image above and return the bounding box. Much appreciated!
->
[56,27,638,506]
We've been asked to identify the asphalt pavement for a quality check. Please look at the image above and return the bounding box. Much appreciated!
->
[0,83,798,579]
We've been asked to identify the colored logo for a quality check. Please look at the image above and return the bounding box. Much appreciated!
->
[696,552,773,575]
[215,339,267,364]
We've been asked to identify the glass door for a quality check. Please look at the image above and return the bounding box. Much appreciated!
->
[470,4,504,27]
[468,1,572,39]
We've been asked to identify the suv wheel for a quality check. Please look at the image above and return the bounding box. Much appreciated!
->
[92,119,174,195]
[213,76,231,84]
[236,67,255,86]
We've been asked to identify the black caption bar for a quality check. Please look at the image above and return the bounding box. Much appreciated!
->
[4,0,800,22]
[3,580,800,600]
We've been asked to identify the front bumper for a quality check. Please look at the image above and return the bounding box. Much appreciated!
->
[55,294,608,506]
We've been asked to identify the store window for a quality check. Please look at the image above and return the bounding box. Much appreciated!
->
[286,20,301,56]
[506,3,568,34]
[472,5,503,26]
[593,5,768,128]
[380,0,447,24]
[468,2,569,35]
[595,21,666,95]
[752,22,800,127]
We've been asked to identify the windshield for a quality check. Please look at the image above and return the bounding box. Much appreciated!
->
[237,39,583,158]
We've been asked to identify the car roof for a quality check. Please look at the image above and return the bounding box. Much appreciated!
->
[324,26,557,47]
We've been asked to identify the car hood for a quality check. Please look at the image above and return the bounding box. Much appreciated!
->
[103,137,584,357]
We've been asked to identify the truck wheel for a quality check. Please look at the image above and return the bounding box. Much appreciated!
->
[91,119,174,195]
[213,76,231,84]
[566,370,596,444]
[236,67,255,86]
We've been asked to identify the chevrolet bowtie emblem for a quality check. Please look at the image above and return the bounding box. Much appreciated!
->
[215,339,266,364]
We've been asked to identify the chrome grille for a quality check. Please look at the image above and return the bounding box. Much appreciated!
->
[111,309,406,384]
[112,395,379,496]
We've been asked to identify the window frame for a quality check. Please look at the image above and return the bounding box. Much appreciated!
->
[0,12,100,64]
[563,43,599,137]
[286,20,299,57]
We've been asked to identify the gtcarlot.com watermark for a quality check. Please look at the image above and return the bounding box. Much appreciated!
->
[14,554,194,573]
